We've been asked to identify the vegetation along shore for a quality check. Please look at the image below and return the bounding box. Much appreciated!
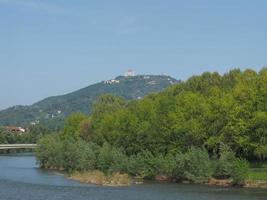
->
[35,68,267,187]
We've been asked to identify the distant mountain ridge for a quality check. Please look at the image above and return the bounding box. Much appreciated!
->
[0,75,178,129]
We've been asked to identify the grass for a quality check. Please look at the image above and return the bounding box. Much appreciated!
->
[70,170,132,186]
[70,170,106,185]
[245,163,267,188]
[248,163,267,181]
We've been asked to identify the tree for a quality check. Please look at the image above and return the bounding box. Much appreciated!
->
[79,118,92,142]
[249,112,267,159]
[92,94,125,119]
[35,134,63,169]
[62,113,87,139]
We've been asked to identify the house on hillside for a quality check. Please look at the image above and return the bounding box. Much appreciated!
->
[6,126,26,134]
[104,79,120,84]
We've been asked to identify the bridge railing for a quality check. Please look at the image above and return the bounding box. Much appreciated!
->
[0,144,37,150]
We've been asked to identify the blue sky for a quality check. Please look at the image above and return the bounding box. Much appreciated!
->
[0,0,266,109]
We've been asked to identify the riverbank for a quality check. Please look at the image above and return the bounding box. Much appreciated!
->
[69,171,133,186]
[68,170,267,189]
[207,178,267,189]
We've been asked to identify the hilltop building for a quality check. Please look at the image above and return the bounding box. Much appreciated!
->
[124,69,135,77]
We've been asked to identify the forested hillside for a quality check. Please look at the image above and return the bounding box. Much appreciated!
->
[0,75,177,129]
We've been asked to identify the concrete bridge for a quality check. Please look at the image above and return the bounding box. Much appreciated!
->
[0,144,37,150]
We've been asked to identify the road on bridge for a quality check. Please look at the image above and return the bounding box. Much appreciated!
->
[0,144,37,150]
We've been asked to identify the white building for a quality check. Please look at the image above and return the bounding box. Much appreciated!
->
[6,126,26,133]
[104,79,120,84]
[31,122,36,126]
[18,127,26,132]
[124,69,135,77]
[31,120,40,126]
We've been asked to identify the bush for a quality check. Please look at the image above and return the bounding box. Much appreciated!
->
[97,143,128,173]
[108,148,129,173]
[97,143,113,172]
[172,152,186,180]
[37,136,97,172]
[182,147,213,183]
[127,151,157,179]
[62,138,96,172]
[76,142,97,171]
[36,134,63,169]
[214,144,236,179]
[231,158,249,186]
[154,153,176,176]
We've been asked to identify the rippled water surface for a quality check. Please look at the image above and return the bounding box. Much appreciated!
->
[0,154,266,200]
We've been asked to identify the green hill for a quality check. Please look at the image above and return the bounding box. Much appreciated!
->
[0,75,177,129]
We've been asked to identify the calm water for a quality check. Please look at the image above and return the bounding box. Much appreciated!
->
[0,154,266,200]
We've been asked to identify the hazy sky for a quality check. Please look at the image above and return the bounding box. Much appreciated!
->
[0,0,266,110]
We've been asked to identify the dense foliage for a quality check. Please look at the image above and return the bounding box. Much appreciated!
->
[88,68,267,160]
[36,68,267,185]
[36,136,248,184]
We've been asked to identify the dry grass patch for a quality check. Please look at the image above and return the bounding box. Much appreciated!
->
[70,171,132,186]
[106,172,131,186]
[70,170,106,185]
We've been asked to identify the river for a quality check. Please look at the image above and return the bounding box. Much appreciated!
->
[0,154,266,200]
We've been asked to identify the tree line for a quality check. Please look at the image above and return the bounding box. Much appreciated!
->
[0,125,50,144]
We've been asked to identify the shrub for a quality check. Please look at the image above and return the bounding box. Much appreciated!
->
[127,151,157,179]
[231,158,249,186]
[97,143,128,173]
[214,144,236,179]
[182,147,213,183]
[154,153,176,176]
[108,148,129,173]
[36,134,63,169]
[76,142,97,171]
[172,152,186,180]
[97,143,113,172]
[61,138,96,172]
